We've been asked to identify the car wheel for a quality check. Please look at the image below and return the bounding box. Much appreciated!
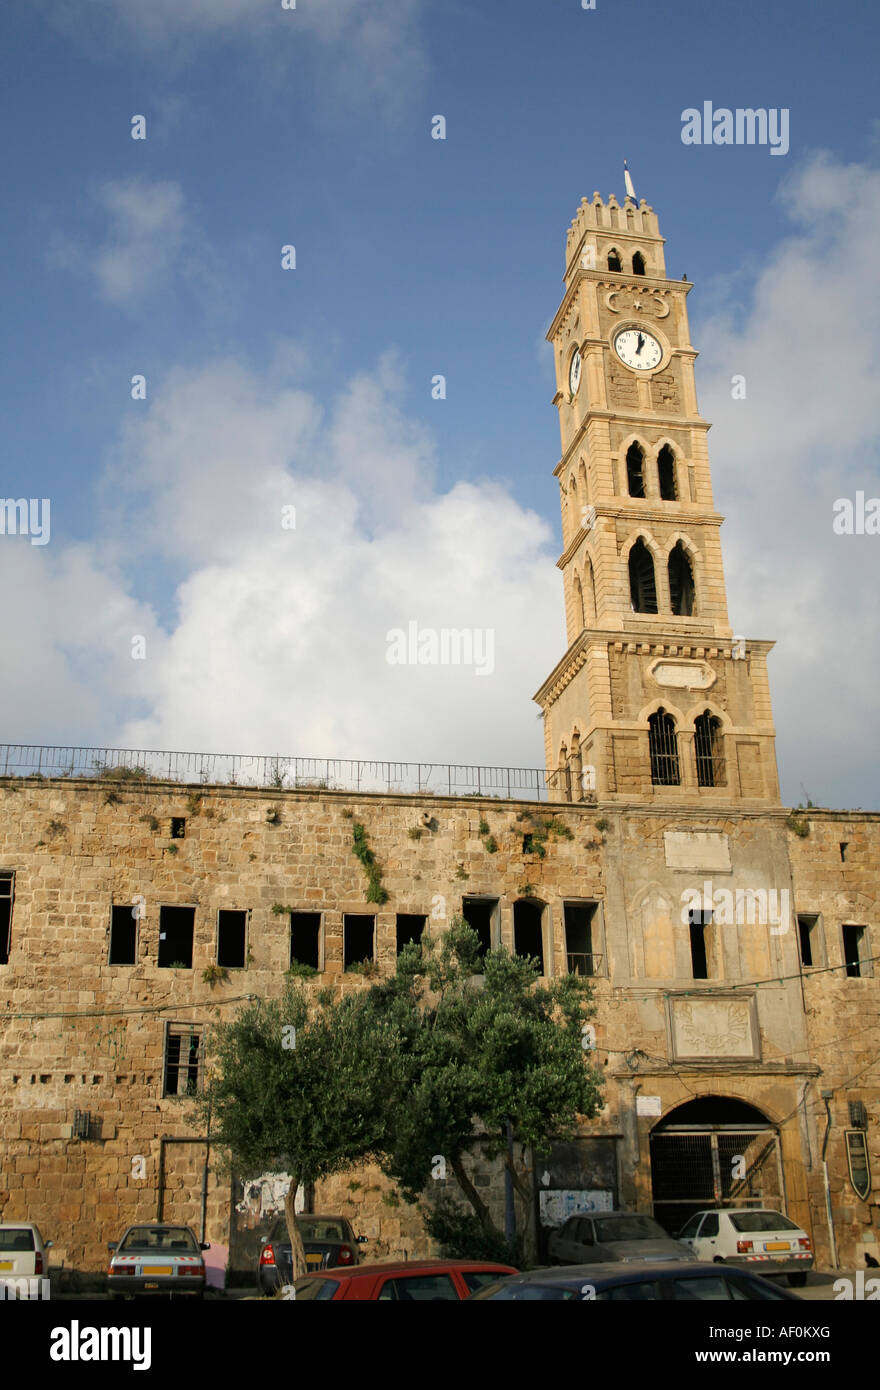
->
[787,1272,808,1288]
[713,1256,725,1264]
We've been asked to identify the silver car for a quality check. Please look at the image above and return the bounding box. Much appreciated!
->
[107,1223,209,1299]
[548,1211,696,1265]
[0,1223,53,1287]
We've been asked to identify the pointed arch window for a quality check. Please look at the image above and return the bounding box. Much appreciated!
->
[658,444,677,500]
[668,541,696,615]
[607,248,622,272]
[584,556,596,623]
[574,575,585,630]
[632,251,646,276]
[695,711,725,787]
[649,708,680,786]
[626,442,646,498]
[629,538,658,613]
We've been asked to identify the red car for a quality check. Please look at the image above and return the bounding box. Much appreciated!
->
[289,1258,518,1300]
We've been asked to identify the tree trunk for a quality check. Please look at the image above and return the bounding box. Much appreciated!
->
[450,1152,502,1241]
[284,1178,308,1284]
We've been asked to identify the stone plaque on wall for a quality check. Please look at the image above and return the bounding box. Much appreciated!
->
[668,994,759,1061]
[664,829,731,871]
[650,659,716,691]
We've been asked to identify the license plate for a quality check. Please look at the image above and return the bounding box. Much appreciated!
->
[765,1242,789,1251]
[143,1265,172,1275]
[0,1262,13,1271]
[144,1282,159,1290]
[306,1254,323,1266]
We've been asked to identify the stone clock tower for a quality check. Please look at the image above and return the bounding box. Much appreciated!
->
[534,191,780,805]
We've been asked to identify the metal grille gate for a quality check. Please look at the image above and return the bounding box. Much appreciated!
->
[650,1126,784,1236]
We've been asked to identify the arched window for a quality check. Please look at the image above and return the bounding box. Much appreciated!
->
[658,444,677,500]
[649,708,680,785]
[607,248,622,272]
[632,251,646,276]
[626,441,646,498]
[668,541,696,615]
[568,475,579,534]
[574,575,585,630]
[695,711,725,787]
[629,538,658,613]
[584,556,596,622]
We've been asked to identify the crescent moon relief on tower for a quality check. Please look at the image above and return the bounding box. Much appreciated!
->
[604,288,671,319]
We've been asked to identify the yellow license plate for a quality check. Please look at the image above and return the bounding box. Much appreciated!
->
[765,1242,789,1251]
[306,1254,323,1265]
[143,1265,172,1275]
[0,1262,13,1270]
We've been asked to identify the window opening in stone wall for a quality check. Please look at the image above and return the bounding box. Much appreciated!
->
[668,541,696,615]
[629,538,658,613]
[607,248,622,272]
[157,905,195,968]
[217,909,248,968]
[170,818,186,839]
[0,872,14,965]
[462,897,497,957]
[649,708,680,785]
[688,910,711,979]
[843,924,867,978]
[564,901,600,975]
[658,445,678,500]
[839,842,848,862]
[513,899,545,974]
[163,1023,202,1097]
[626,442,646,498]
[396,914,426,953]
[797,914,819,968]
[694,711,725,787]
[109,903,138,965]
[290,912,321,970]
[632,251,646,276]
[343,914,374,969]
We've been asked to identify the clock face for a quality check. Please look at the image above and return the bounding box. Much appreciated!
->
[569,347,582,395]
[613,327,662,371]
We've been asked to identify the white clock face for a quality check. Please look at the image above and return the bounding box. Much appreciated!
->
[613,328,662,371]
[569,347,582,395]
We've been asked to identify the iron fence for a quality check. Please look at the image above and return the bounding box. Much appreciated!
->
[0,743,569,802]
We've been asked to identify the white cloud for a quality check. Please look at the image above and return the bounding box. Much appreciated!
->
[696,152,880,806]
[49,178,200,309]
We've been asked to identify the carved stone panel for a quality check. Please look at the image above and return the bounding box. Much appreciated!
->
[668,994,760,1061]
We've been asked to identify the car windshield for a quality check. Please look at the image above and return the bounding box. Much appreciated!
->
[728,1212,799,1234]
[292,1277,340,1300]
[119,1227,199,1253]
[298,1219,348,1241]
[0,1229,35,1252]
[595,1216,668,1242]
[480,1283,578,1300]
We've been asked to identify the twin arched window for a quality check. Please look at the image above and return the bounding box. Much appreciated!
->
[627,441,678,499]
[649,709,725,787]
[629,538,696,615]
[607,248,647,275]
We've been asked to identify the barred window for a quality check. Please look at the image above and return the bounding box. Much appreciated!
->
[0,872,13,965]
[163,1023,203,1097]
[649,708,680,785]
[694,711,725,787]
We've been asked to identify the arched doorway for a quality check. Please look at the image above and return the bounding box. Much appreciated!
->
[649,1096,784,1235]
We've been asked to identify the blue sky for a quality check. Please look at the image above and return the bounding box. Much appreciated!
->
[2,0,879,807]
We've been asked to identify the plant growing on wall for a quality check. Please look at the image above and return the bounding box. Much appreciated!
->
[352,822,389,904]
[202,965,229,988]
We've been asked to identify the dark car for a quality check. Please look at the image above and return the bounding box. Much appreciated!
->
[288,1259,518,1300]
[468,1260,803,1301]
[258,1215,367,1292]
[107,1223,209,1299]
[548,1211,696,1265]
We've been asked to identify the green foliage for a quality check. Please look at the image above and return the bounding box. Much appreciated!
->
[522,833,545,858]
[518,882,535,898]
[360,918,603,1252]
[185,793,202,816]
[202,964,229,988]
[595,817,610,832]
[423,1196,522,1266]
[93,762,149,781]
[271,903,291,916]
[407,826,423,841]
[786,806,810,837]
[352,822,389,903]
[286,961,319,979]
[45,820,66,838]
[478,818,490,837]
[166,843,179,855]
[140,814,160,832]
[345,960,380,978]
[166,960,188,969]
[455,864,468,880]
[483,835,498,854]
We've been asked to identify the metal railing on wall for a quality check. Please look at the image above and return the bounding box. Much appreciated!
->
[0,743,575,802]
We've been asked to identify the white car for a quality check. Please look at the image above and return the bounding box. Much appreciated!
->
[0,1223,53,1284]
[677,1208,812,1286]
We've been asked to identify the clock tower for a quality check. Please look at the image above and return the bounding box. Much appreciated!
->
[534,190,781,806]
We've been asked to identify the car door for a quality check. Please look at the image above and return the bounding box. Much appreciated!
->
[677,1212,704,1254]
[692,1211,720,1260]
[551,1217,580,1263]
[575,1218,600,1261]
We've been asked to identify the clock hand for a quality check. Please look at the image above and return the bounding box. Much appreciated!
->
[636,332,645,355]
